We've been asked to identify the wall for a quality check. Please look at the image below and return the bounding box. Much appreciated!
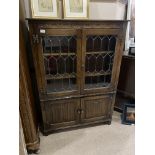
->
[23,0,31,18]
[24,0,126,20]
[90,0,126,20]
[19,116,28,155]
[129,0,135,38]
[125,0,135,50]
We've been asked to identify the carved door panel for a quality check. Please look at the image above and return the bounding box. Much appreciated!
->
[81,95,113,123]
[42,98,80,130]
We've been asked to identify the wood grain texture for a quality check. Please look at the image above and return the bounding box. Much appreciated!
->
[41,98,80,133]
[27,19,127,134]
[19,22,40,150]
[45,99,80,124]
[81,95,113,123]
[117,55,135,98]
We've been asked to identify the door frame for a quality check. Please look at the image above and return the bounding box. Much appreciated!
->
[36,28,82,98]
[81,28,123,95]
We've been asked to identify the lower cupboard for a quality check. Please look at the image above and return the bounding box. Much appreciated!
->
[40,94,115,135]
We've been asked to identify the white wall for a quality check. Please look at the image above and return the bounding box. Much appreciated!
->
[89,0,126,20]
[24,0,126,20]
[23,0,31,18]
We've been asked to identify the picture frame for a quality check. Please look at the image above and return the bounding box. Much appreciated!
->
[63,0,89,19]
[122,103,135,125]
[30,0,59,19]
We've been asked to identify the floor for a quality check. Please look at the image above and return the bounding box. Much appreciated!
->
[33,111,135,155]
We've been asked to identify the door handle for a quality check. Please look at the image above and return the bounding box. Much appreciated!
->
[81,109,84,114]
[81,64,84,69]
[77,109,84,114]
[77,109,81,114]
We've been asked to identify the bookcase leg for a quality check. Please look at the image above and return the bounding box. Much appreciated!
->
[107,121,111,125]
[28,149,40,154]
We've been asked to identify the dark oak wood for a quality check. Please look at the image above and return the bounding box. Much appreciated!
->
[20,0,40,151]
[19,23,40,151]
[117,55,135,98]
[27,19,127,134]
[115,54,135,111]
[81,95,113,123]
[81,28,125,95]
[40,98,80,133]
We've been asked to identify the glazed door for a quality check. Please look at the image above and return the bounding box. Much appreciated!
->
[37,29,81,97]
[81,28,123,94]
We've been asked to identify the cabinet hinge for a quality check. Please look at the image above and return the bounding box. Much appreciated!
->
[32,34,39,44]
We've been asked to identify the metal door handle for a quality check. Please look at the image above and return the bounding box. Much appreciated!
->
[77,109,84,114]
[77,109,81,114]
[82,64,84,69]
[81,109,84,113]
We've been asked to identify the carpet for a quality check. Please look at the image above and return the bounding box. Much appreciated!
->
[32,111,135,155]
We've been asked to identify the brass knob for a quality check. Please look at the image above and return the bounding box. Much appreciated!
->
[82,64,84,69]
[81,110,84,113]
[77,109,84,114]
[77,109,81,114]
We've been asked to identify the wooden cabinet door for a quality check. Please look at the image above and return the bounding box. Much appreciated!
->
[34,29,81,98]
[81,95,113,123]
[42,98,80,131]
[81,28,124,94]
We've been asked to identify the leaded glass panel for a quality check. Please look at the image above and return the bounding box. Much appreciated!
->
[42,36,77,93]
[85,35,116,89]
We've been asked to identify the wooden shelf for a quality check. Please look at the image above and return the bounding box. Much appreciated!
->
[85,82,110,88]
[47,81,77,93]
[85,71,111,77]
[26,18,130,22]
[46,74,76,80]
[43,51,113,56]
[86,51,114,55]
[43,52,76,56]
